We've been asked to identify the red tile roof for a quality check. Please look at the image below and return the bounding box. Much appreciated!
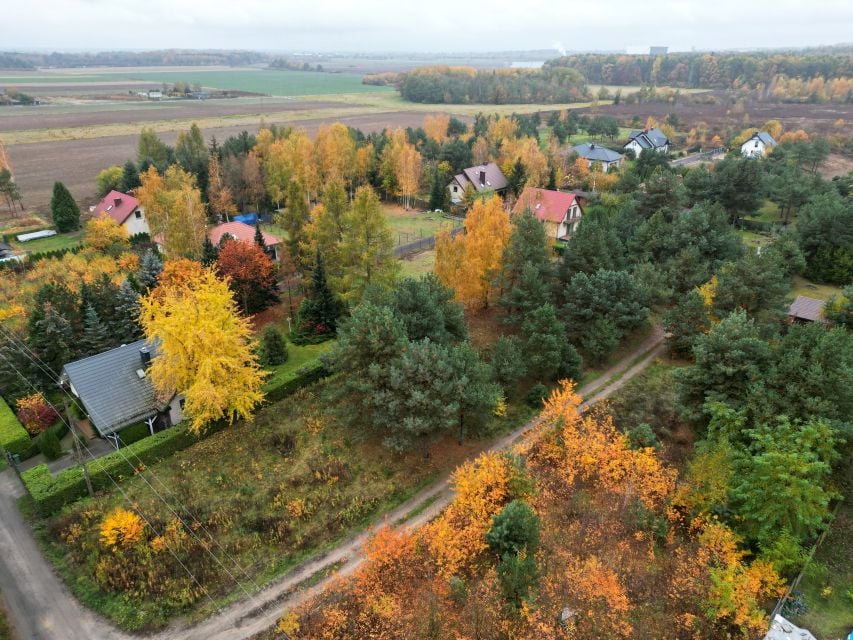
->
[512,187,579,223]
[93,190,140,225]
[209,221,281,247]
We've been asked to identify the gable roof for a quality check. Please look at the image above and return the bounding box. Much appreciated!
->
[453,162,508,193]
[209,221,281,247]
[745,131,777,146]
[787,295,825,322]
[571,142,623,163]
[93,190,140,226]
[63,340,161,436]
[627,127,669,149]
[512,187,580,223]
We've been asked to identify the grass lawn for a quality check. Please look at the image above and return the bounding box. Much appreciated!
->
[382,204,458,246]
[263,340,335,390]
[737,229,774,250]
[36,381,530,631]
[9,229,83,254]
[399,250,435,278]
[790,276,843,302]
[790,475,852,640]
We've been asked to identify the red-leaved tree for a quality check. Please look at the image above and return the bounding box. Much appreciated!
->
[215,239,278,314]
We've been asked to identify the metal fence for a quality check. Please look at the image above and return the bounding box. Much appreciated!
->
[394,226,464,258]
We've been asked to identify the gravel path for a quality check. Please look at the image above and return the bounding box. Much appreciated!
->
[0,326,665,640]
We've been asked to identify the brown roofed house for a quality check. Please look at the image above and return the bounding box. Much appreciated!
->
[447,162,508,205]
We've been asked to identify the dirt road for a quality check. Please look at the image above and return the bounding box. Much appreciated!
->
[0,327,664,640]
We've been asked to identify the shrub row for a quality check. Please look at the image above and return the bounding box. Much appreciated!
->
[263,364,329,404]
[22,425,199,516]
[0,397,30,457]
[20,420,68,460]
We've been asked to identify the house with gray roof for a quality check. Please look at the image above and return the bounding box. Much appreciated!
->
[447,162,508,205]
[61,340,183,439]
[570,142,624,172]
[741,131,778,158]
[624,127,670,156]
[787,295,826,324]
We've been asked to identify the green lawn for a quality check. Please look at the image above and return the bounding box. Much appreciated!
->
[737,229,774,250]
[790,276,843,302]
[263,340,335,390]
[399,250,436,278]
[382,205,458,246]
[9,230,83,254]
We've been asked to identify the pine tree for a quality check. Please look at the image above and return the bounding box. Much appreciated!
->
[201,236,219,266]
[501,261,552,323]
[115,280,143,343]
[120,160,141,193]
[81,304,110,356]
[664,289,710,356]
[138,249,163,290]
[295,248,345,338]
[500,210,553,321]
[521,303,567,381]
[50,181,80,232]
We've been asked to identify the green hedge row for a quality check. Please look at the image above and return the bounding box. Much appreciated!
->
[22,425,199,516]
[263,364,329,404]
[0,398,30,456]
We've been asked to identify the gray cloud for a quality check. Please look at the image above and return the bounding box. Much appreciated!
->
[2,0,851,52]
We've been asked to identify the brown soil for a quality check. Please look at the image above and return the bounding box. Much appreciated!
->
[8,111,429,213]
[821,153,853,179]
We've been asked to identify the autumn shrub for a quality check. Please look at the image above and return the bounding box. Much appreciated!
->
[100,507,145,549]
[15,392,60,436]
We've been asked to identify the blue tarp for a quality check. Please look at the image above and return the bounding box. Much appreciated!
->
[233,212,258,225]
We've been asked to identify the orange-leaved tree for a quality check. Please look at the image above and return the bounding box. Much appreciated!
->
[434,195,511,309]
[139,267,265,432]
[215,239,277,314]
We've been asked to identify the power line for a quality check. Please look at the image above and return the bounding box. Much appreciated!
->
[0,329,282,631]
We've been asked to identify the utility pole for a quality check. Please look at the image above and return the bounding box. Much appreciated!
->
[60,388,93,498]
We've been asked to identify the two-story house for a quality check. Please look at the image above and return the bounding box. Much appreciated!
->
[512,187,584,241]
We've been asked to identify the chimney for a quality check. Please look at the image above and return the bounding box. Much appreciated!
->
[479,169,486,186]
[114,197,122,207]
[589,143,595,149]
[139,346,152,369]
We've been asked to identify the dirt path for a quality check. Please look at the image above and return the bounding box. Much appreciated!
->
[0,327,664,640]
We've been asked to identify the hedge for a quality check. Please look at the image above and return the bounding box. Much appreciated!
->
[263,364,329,404]
[20,420,68,460]
[22,425,199,516]
[0,398,30,457]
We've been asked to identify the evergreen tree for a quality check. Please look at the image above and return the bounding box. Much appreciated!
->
[138,249,163,290]
[295,249,345,338]
[562,270,649,344]
[500,209,553,320]
[501,262,551,322]
[664,289,710,356]
[507,158,527,197]
[201,236,219,266]
[377,274,467,345]
[448,341,501,443]
[558,343,584,382]
[521,303,567,381]
[50,181,80,232]
[489,335,527,388]
[254,221,266,249]
[428,167,450,211]
[80,304,110,356]
[258,325,288,366]
[115,280,143,343]
[29,304,74,380]
[120,160,141,193]
[558,210,624,284]
[487,500,540,558]
[581,316,620,365]
[278,180,311,270]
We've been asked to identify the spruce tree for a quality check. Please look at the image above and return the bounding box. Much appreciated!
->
[115,280,143,343]
[258,325,288,366]
[81,304,110,356]
[29,304,74,380]
[254,222,266,249]
[201,236,219,266]
[428,168,450,211]
[50,181,80,232]
[120,160,141,193]
[295,249,345,338]
[138,249,163,290]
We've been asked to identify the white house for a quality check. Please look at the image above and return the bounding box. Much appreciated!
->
[512,187,584,241]
[741,131,777,158]
[93,190,150,237]
[447,162,509,205]
[61,340,184,441]
[624,128,670,156]
[570,142,624,172]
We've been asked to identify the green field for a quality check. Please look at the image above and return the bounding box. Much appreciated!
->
[9,230,83,254]
[263,340,335,390]
[1,69,393,97]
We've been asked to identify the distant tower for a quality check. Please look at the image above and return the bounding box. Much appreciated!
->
[649,46,668,56]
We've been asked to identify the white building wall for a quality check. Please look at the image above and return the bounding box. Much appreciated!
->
[121,206,151,236]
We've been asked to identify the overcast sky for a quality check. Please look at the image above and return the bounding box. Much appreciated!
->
[3,0,851,53]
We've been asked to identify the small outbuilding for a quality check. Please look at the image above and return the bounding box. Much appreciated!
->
[741,131,777,158]
[763,614,816,640]
[787,295,826,324]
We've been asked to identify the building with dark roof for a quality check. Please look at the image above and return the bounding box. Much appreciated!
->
[741,131,778,158]
[787,295,826,324]
[512,187,583,241]
[624,127,670,156]
[92,190,150,237]
[61,340,183,438]
[447,162,508,205]
[570,142,624,172]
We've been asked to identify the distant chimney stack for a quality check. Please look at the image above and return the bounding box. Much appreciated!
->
[589,143,595,149]
[479,169,486,185]
[140,346,152,369]
[114,197,122,207]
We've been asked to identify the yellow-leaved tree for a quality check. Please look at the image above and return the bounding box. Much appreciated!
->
[435,196,511,309]
[139,267,265,432]
[84,215,130,256]
[136,165,207,259]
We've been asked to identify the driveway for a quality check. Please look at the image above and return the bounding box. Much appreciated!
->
[0,326,665,640]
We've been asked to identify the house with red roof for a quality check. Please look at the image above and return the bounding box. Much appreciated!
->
[512,187,584,241]
[92,190,150,236]
[208,221,283,261]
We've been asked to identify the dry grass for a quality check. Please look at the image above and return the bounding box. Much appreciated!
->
[398,250,435,278]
